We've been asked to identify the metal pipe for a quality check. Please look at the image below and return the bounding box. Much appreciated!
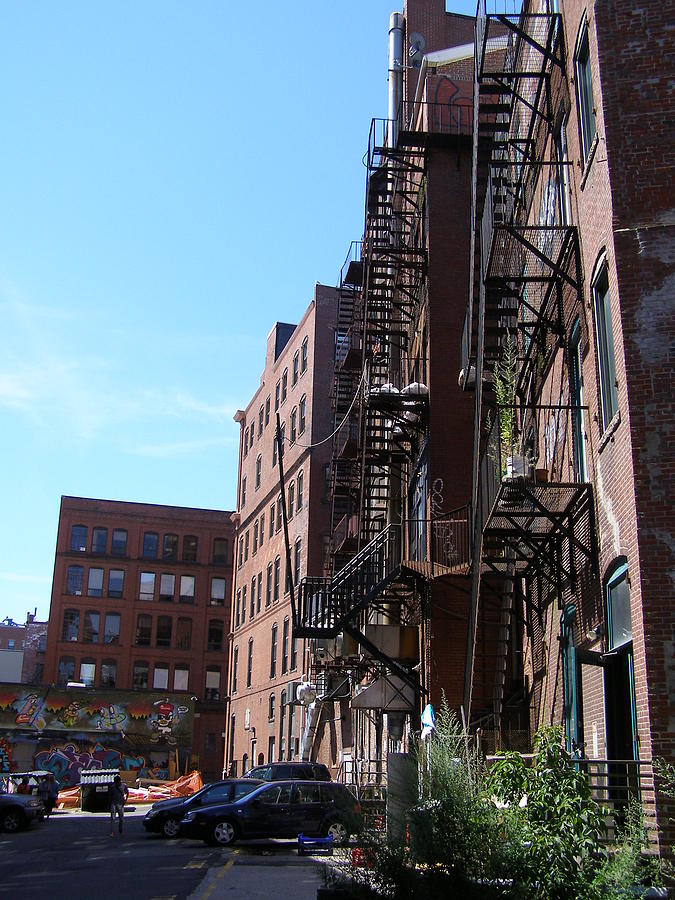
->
[388,12,405,147]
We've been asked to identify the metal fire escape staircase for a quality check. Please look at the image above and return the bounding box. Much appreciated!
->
[464,3,598,732]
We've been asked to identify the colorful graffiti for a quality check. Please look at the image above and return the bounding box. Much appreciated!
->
[149,700,188,745]
[34,742,147,788]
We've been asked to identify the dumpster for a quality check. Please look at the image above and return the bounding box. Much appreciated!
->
[80,769,120,812]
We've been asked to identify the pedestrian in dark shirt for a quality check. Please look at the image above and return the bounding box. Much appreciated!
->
[108,775,128,836]
[47,774,59,818]
[37,776,49,816]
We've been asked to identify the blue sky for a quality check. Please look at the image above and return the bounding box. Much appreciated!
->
[0,1,475,624]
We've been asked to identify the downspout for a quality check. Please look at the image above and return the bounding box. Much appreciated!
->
[388,12,405,147]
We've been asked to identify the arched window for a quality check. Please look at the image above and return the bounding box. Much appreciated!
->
[79,658,96,687]
[82,610,100,643]
[66,565,84,595]
[299,395,306,434]
[270,623,278,678]
[255,454,262,489]
[288,482,295,518]
[293,350,299,385]
[57,656,75,686]
[135,614,152,646]
[133,661,149,690]
[247,637,254,688]
[183,535,198,562]
[575,17,596,161]
[176,617,192,650]
[156,615,172,648]
[143,532,159,559]
[70,525,87,552]
[231,648,239,693]
[208,619,224,652]
[206,665,221,700]
[301,336,308,373]
[282,617,289,674]
[606,559,631,650]
[296,471,304,509]
[163,533,178,560]
[268,693,276,721]
[273,557,280,603]
[101,659,117,688]
[294,538,301,586]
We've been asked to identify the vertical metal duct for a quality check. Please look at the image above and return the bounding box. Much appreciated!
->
[388,12,405,147]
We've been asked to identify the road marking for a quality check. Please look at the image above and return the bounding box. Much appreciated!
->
[185,860,205,869]
[199,851,238,900]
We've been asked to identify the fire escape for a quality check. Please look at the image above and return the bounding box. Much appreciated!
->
[294,85,475,767]
[463,2,599,735]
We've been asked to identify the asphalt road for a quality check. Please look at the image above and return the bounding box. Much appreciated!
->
[0,807,329,900]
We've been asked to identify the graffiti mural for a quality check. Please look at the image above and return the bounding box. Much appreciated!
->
[34,742,147,788]
[0,684,195,783]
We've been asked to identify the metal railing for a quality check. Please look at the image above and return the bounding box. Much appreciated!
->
[401,98,473,138]
[431,506,472,571]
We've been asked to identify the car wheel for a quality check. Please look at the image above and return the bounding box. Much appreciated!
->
[2,811,24,833]
[212,819,237,847]
[162,817,181,839]
[324,819,349,846]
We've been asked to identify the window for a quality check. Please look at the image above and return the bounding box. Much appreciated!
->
[179,575,195,604]
[183,535,198,562]
[575,20,596,161]
[108,569,124,598]
[80,659,96,687]
[235,588,241,628]
[174,665,189,692]
[554,116,571,226]
[296,471,304,509]
[143,532,159,559]
[250,577,256,618]
[288,482,295,518]
[70,525,87,552]
[247,638,254,688]
[270,623,278,678]
[87,568,104,597]
[607,562,632,649]
[293,351,299,386]
[103,613,120,645]
[275,381,280,412]
[206,666,221,700]
[241,474,247,508]
[268,737,276,764]
[276,497,282,532]
[281,369,288,403]
[66,565,84,595]
[111,529,127,556]
[241,586,247,624]
[101,659,117,688]
[265,396,270,426]
[290,408,297,443]
[244,530,249,562]
[285,557,291,595]
[7,640,14,650]
[268,504,275,539]
[213,537,228,564]
[299,395,306,434]
[243,426,249,457]
[282,617,289,674]
[135,614,152,646]
[58,657,75,686]
[208,619,224,652]
[258,405,264,434]
[279,692,287,758]
[91,527,107,554]
[139,572,155,602]
[132,661,149,690]
[266,562,273,608]
[259,514,265,548]
[82,610,100,643]
[238,537,243,568]
[301,336,308,373]
[570,319,587,482]
[61,609,79,642]
[231,648,238,693]
[294,539,301,586]
[593,262,618,431]
[255,454,262,490]
[268,693,276,721]
[272,435,278,467]
[291,634,298,671]
[160,573,175,602]
[156,615,172,647]
[253,521,258,555]
[176,617,192,650]
[250,424,254,448]
[153,664,169,690]
[163,533,178,560]
[273,556,280,603]
[210,577,226,606]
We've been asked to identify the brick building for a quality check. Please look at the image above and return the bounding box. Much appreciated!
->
[0,619,25,683]
[42,496,234,780]
[224,285,338,775]
[282,0,673,851]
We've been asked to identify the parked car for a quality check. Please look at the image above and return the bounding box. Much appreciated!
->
[0,793,44,832]
[179,779,362,847]
[243,761,331,782]
[143,779,263,838]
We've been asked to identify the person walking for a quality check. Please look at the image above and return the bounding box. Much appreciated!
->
[108,775,128,836]
[46,774,59,818]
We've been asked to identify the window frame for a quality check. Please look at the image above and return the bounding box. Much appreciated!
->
[575,18,597,163]
[592,257,619,432]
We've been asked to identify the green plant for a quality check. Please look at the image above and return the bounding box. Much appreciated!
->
[494,335,518,457]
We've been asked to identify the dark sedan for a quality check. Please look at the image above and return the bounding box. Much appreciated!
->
[179,779,362,847]
[0,794,44,832]
[142,779,263,838]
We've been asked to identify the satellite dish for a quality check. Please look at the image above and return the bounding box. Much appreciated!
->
[409,32,426,68]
